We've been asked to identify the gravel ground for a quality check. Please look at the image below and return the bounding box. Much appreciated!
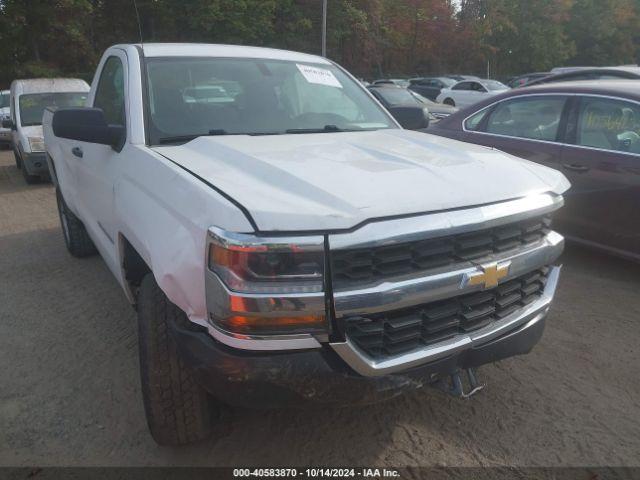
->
[1,149,639,468]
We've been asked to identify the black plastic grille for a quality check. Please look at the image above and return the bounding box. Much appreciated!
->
[345,266,550,359]
[331,215,551,289]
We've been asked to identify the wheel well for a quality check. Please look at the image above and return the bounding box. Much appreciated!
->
[122,236,151,302]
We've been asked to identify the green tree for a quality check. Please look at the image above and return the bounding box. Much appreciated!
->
[567,0,640,66]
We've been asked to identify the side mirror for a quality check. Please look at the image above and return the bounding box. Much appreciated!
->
[2,118,14,130]
[52,108,125,152]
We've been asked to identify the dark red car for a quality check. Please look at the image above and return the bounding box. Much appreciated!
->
[427,80,640,260]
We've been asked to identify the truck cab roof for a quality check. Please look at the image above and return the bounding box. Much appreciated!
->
[125,42,331,65]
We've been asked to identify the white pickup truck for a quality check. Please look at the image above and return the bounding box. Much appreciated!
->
[43,43,570,446]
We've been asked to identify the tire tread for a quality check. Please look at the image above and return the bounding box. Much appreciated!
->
[56,189,97,257]
[138,275,213,446]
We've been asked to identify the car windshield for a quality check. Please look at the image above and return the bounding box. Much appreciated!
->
[145,57,396,144]
[484,80,508,91]
[0,91,9,109]
[440,78,456,87]
[375,88,419,106]
[19,92,88,126]
[409,91,435,105]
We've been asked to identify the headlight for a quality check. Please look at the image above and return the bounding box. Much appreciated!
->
[208,229,324,294]
[207,228,327,335]
[28,136,45,152]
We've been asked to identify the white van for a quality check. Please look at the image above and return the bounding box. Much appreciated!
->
[4,78,89,183]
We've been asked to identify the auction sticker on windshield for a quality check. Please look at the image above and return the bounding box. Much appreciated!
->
[297,64,342,88]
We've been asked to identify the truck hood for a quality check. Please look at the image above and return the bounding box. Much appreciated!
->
[153,129,570,232]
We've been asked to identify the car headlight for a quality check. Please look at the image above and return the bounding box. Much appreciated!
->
[28,136,45,152]
[207,228,326,335]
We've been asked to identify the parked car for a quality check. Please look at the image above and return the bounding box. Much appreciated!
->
[507,72,551,88]
[526,67,640,87]
[44,43,568,446]
[367,85,430,129]
[409,90,458,120]
[3,78,89,183]
[408,76,457,101]
[0,89,10,147]
[428,80,640,260]
[371,78,410,88]
[436,79,509,108]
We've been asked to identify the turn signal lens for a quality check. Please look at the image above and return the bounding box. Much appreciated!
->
[217,314,326,335]
[28,136,45,152]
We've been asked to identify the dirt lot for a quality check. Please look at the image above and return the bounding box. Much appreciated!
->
[1,149,639,468]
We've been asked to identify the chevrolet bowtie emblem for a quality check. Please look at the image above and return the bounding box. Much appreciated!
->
[463,261,511,289]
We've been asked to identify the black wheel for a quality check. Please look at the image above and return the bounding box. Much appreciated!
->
[443,98,455,107]
[21,162,39,184]
[13,149,22,169]
[55,189,97,257]
[137,274,216,446]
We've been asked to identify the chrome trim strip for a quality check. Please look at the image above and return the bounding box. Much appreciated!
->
[208,226,324,251]
[207,323,322,351]
[333,231,563,317]
[328,193,563,251]
[330,266,560,376]
[205,269,326,319]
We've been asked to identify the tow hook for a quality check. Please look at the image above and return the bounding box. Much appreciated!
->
[435,368,485,398]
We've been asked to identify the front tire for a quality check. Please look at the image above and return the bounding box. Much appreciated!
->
[443,98,455,107]
[55,189,97,257]
[13,149,22,169]
[137,274,216,446]
[21,163,39,184]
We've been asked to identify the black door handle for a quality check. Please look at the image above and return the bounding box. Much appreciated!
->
[72,147,83,158]
[562,163,589,172]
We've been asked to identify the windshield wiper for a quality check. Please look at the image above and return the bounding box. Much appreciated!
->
[286,124,345,134]
[158,129,282,144]
[285,125,383,134]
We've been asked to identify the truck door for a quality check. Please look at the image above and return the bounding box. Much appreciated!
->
[73,52,128,269]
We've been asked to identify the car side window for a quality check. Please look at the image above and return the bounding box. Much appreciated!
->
[94,56,125,126]
[452,82,470,91]
[465,108,490,131]
[576,96,640,154]
[471,82,486,92]
[484,96,567,141]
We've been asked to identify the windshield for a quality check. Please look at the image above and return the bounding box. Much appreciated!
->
[376,88,419,106]
[484,80,508,91]
[146,57,396,144]
[409,91,435,106]
[0,91,9,109]
[439,78,456,87]
[19,92,88,126]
